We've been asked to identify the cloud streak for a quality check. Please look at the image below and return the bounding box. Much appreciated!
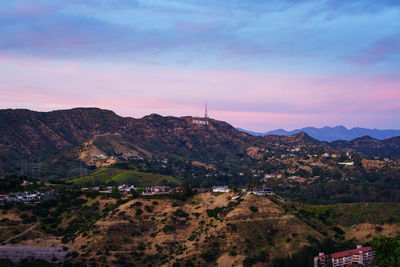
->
[1,0,398,72]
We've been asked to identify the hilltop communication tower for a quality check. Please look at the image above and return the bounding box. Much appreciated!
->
[205,100,208,119]
[192,100,210,125]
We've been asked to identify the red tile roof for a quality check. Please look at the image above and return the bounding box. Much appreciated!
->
[314,247,373,260]
[331,247,372,259]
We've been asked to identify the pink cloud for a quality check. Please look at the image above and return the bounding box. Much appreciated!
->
[1,56,399,131]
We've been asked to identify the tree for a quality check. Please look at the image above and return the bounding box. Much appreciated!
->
[180,181,193,197]
[228,184,238,193]
[371,236,400,267]
[110,187,121,199]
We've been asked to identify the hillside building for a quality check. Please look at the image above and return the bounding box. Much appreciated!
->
[251,187,273,195]
[212,186,230,193]
[338,161,354,166]
[314,245,375,267]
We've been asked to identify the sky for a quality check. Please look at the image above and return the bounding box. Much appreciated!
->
[0,0,399,131]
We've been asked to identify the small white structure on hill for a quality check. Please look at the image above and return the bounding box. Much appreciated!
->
[212,186,230,193]
[339,161,354,166]
[252,187,273,196]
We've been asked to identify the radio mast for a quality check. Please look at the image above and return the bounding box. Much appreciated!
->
[205,100,208,118]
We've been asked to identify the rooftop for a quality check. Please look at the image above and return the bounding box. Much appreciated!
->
[315,246,373,259]
[331,246,372,259]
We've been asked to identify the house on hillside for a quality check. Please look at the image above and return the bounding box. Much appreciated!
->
[338,161,354,166]
[263,173,282,181]
[212,186,230,193]
[193,187,208,193]
[252,187,273,196]
[141,186,171,196]
[151,186,170,193]
[314,245,375,267]
[118,184,136,193]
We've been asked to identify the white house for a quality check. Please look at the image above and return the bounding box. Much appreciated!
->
[339,161,354,166]
[252,187,273,196]
[212,186,230,193]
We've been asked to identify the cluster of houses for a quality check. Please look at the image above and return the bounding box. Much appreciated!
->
[314,245,375,267]
[211,186,274,196]
[0,191,56,204]
[81,184,136,194]
[90,154,116,159]
[80,184,273,196]
[262,173,320,184]
[141,185,179,196]
[82,184,195,196]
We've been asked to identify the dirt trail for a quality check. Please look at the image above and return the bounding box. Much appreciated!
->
[228,214,296,223]
[3,223,38,244]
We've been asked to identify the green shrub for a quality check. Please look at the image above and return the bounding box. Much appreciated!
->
[163,224,176,234]
[144,205,154,212]
[136,208,143,216]
[173,209,189,218]
[206,207,224,218]
[249,206,258,212]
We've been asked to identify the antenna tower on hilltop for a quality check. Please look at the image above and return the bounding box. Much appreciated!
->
[205,100,208,118]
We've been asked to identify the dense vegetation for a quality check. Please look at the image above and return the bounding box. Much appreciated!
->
[0,175,39,194]
[371,235,400,267]
[273,163,400,204]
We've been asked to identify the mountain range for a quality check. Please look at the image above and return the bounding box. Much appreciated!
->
[0,108,322,175]
[1,108,400,177]
[238,125,400,142]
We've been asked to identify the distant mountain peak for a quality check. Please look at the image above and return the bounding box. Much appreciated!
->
[290,131,319,144]
[240,125,400,142]
[290,131,309,138]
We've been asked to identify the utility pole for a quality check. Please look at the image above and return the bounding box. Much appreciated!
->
[20,160,28,176]
[0,159,3,178]
[32,161,41,180]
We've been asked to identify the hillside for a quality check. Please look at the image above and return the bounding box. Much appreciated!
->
[0,108,328,176]
[2,108,400,180]
[1,191,400,266]
[331,136,400,157]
